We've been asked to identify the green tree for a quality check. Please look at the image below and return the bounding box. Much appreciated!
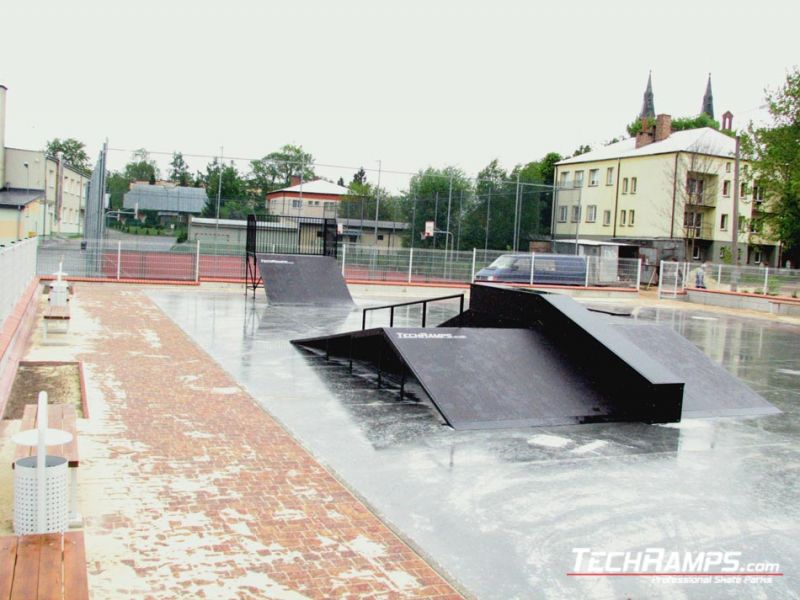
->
[124,148,160,182]
[200,158,255,219]
[168,152,192,187]
[249,144,315,199]
[106,171,131,211]
[745,67,800,260]
[45,138,91,173]
[402,166,473,249]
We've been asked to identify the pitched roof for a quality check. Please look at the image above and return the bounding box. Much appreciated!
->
[556,128,736,166]
[268,179,351,197]
[123,184,207,213]
[0,188,45,208]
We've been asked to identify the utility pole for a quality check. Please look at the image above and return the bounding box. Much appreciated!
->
[513,172,521,250]
[373,159,382,241]
[732,133,740,266]
[215,147,223,232]
[445,175,453,262]
[484,187,492,256]
[433,192,439,250]
[410,196,417,250]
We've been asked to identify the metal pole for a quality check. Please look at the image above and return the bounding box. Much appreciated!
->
[529,252,535,285]
[471,248,476,282]
[117,240,121,280]
[341,242,347,277]
[410,196,417,250]
[584,255,590,288]
[445,176,453,271]
[195,240,200,282]
[408,247,414,283]
[513,173,520,251]
[635,258,642,291]
[658,260,664,299]
[456,190,463,251]
[36,391,48,533]
[763,266,769,295]
[373,159,382,241]
[484,188,492,255]
[717,264,722,286]
[433,192,439,250]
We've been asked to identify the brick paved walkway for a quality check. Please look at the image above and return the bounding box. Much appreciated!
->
[23,285,462,599]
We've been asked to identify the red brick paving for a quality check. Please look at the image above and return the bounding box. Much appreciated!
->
[66,284,462,599]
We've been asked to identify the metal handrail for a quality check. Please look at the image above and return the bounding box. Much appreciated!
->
[361,293,465,330]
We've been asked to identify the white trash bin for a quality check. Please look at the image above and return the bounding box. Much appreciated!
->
[13,455,69,535]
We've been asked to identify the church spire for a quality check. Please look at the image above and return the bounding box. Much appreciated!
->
[702,73,714,119]
[640,71,655,119]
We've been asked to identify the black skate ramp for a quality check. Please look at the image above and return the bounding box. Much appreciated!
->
[257,253,353,306]
[612,323,781,418]
[292,326,683,429]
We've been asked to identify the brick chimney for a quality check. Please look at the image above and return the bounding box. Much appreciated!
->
[654,114,672,142]
[290,175,301,187]
[635,117,654,149]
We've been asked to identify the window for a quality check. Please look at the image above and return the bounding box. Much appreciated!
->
[571,205,581,222]
[752,248,762,264]
[377,234,385,241]
[602,210,611,226]
[719,247,727,260]
[557,206,568,222]
[629,210,635,225]
[606,167,614,186]
[750,219,761,234]
[586,205,597,222]
[738,216,746,232]
[720,214,729,231]
[291,199,302,208]
[622,178,629,194]
[722,180,731,197]
[726,162,731,173]
[693,245,701,260]
[573,171,584,188]
[559,172,570,187]
[620,210,627,226]
[753,184,765,204]
[630,177,637,194]
[588,169,599,187]
[740,182,748,197]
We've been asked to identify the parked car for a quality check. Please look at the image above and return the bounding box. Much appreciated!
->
[474,253,587,286]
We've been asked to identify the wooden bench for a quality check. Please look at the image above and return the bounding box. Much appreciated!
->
[12,404,80,524]
[43,305,70,338]
[0,532,89,600]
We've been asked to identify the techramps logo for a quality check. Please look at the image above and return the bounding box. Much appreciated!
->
[567,548,782,585]
[395,333,467,340]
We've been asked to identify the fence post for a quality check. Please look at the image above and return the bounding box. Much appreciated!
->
[763,266,769,295]
[717,264,722,286]
[636,258,642,291]
[471,248,476,282]
[116,241,121,280]
[675,262,680,296]
[195,241,201,282]
[341,243,347,277]
[658,260,664,299]
[529,252,535,285]
[408,247,414,283]
[584,256,590,288]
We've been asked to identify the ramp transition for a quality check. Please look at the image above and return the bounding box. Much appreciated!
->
[257,253,353,306]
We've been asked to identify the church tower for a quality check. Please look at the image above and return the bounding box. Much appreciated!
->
[640,72,655,119]
[701,73,714,119]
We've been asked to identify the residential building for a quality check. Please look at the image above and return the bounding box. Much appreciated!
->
[266,177,350,219]
[123,182,206,226]
[0,84,89,244]
[551,77,780,266]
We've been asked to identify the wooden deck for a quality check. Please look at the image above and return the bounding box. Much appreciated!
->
[0,532,88,600]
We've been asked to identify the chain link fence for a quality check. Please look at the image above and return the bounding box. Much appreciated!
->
[659,260,800,299]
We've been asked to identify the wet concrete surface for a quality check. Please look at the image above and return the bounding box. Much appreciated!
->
[149,289,800,600]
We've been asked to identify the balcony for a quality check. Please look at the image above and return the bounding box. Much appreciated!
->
[687,192,715,208]
[686,223,714,239]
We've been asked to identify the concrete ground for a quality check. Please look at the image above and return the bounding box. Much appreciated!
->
[1,282,798,599]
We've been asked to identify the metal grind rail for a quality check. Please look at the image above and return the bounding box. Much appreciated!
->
[361,293,465,330]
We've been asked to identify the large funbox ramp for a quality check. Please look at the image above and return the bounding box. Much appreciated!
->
[257,254,353,306]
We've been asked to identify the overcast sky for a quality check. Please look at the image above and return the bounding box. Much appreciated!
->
[1,0,797,191]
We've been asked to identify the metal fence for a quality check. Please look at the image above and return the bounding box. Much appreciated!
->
[659,260,800,299]
[340,244,642,289]
[0,238,38,327]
